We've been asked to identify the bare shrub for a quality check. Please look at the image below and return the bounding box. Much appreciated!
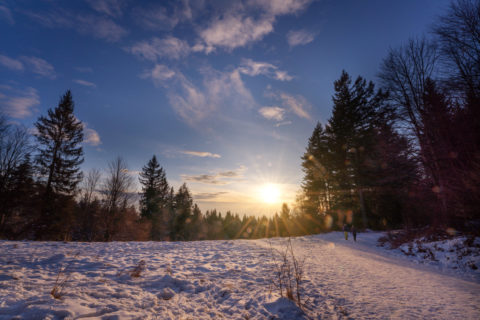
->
[270,238,305,308]
[130,260,146,278]
[50,254,78,299]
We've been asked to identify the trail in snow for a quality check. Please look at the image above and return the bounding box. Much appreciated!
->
[0,232,479,319]
[258,232,479,319]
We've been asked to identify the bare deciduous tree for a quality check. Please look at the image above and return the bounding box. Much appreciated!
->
[379,37,438,139]
[0,116,31,234]
[434,0,480,103]
[379,38,451,224]
[101,157,134,241]
[77,168,101,240]
[81,168,101,206]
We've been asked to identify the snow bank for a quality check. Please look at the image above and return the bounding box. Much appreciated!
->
[389,235,480,280]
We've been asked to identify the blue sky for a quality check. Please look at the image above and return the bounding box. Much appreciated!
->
[0,0,450,215]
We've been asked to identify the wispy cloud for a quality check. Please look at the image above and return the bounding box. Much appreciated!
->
[0,54,56,78]
[133,6,178,30]
[259,106,285,121]
[196,0,313,52]
[86,0,125,18]
[287,29,315,47]
[219,165,247,177]
[73,79,96,87]
[238,59,292,81]
[0,54,24,71]
[167,75,210,124]
[25,9,127,42]
[0,86,40,119]
[182,174,229,185]
[141,64,176,84]
[182,165,247,185]
[278,92,311,119]
[267,89,311,120]
[132,1,194,30]
[0,5,14,25]
[250,0,313,16]
[194,191,229,200]
[129,36,190,61]
[83,123,102,146]
[181,150,221,158]
[76,15,127,42]
[198,13,274,52]
[275,120,292,127]
[164,68,255,125]
[21,56,56,79]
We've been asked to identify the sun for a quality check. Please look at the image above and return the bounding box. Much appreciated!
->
[260,183,281,204]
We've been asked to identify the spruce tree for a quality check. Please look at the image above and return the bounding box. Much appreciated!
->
[35,90,84,239]
[139,155,170,240]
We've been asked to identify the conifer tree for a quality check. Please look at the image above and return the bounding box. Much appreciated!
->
[325,71,384,228]
[300,71,415,230]
[301,122,331,218]
[172,183,193,240]
[139,155,170,240]
[34,90,84,239]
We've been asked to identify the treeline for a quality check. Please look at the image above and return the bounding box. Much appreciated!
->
[1,0,479,241]
[0,91,303,240]
[0,104,301,241]
[297,0,480,233]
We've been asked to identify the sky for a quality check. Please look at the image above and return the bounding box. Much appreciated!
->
[0,0,451,216]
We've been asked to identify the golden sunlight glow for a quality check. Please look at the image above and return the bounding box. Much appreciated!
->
[260,183,281,204]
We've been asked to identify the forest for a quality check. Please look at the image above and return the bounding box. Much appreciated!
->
[0,0,479,241]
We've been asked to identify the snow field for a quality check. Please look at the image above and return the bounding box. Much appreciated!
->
[1,232,479,319]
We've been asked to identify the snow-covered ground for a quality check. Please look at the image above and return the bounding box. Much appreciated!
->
[1,232,479,319]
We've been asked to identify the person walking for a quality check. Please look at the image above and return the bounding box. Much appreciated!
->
[343,224,348,240]
[351,225,357,242]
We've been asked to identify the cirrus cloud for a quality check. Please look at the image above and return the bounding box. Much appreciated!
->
[141,64,176,85]
[0,86,40,119]
[25,9,127,42]
[258,106,285,121]
[0,54,23,71]
[129,36,191,61]
[181,150,221,158]
[74,79,96,87]
[182,165,247,185]
[238,59,293,81]
[196,0,313,52]
[86,0,126,18]
[287,29,315,47]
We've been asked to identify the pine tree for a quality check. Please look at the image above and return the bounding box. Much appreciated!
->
[139,155,170,240]
[35,90,84,239]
